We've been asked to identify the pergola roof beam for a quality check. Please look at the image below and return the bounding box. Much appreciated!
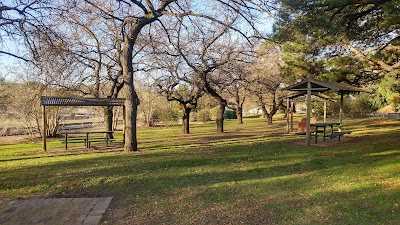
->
[40,96,125,106]
[283,78,367,93]
[284,92,336,102]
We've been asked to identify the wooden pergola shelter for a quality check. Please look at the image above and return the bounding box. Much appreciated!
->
[283,79,366,146]
[40,96,126,151]
[284,91,336,134]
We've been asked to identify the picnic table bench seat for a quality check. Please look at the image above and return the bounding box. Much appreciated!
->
[328,131,351,142]
[60,131,114,149]
[61,137,88,144]
[86,138,115,148]
[61,137,115,149]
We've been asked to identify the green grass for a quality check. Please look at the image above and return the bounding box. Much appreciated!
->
[1,116,400,224]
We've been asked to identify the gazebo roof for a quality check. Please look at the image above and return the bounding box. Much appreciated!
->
[40,96,125,106]
[283,78,366,93]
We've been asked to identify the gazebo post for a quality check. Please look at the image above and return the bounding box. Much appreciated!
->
[286,98,290,134]
[339,91,344,131]
[290,100,294,132]
[323,100,327,123]
[42,105,47,152]
[306,81,311,146]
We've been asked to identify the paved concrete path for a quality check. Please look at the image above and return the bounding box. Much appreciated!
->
[0,197,112,225]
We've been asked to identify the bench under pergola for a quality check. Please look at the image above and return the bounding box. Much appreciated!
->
[40,96,126,151]
[283,78,366,146]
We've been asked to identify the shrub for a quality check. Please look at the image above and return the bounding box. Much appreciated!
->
[158,107,179,126]
[329,94,375,118]
[197,108,211,123]
[347,94,375,118]
[210,106,237,120]
[224,109,237,119]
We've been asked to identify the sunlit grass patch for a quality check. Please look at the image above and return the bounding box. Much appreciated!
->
[0,116,399,224]
[366,150,400,157]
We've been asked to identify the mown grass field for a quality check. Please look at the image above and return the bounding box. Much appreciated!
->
[1,115,400,224]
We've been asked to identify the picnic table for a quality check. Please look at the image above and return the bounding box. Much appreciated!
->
[61,131,114,149]
[310,122,341,143]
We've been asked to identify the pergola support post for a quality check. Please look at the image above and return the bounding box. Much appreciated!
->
[339,91,344,132]
[286,98,290,134]
[324,100,327,123]
[290,100,294,132]
[42,105,47,152]
[306,81,311,146]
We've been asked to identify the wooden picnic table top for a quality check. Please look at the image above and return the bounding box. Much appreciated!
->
[310,122,341,127]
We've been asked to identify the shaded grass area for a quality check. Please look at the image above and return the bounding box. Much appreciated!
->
[0,116,400,224]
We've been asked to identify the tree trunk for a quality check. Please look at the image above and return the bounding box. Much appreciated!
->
[119,8,168,151]
[267,114,273,124]
[236,106,243,124]
[260,103,268,118]
[182,107,191,134]
[104,106,114,139]
[123,86,139,152]
[235,94,244,124]
[121,20,149,152]
[216,102,226,133]
[204,82,227,133]
[265,97,283,124]
[122,37,138,151]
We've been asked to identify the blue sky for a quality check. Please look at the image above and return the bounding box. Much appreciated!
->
[0,1,275,82]
[0,0,30,81]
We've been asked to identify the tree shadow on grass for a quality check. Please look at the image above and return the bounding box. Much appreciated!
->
[140,133,257,150]
[0,131,273,163]
[366,123,400,129]
[1,134,398,196]
[1,131,399,224]
[1,141,314,196]
[258,183,400,225]
[0,143,125,163]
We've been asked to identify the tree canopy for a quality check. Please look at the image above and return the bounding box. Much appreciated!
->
[275,0,400,82]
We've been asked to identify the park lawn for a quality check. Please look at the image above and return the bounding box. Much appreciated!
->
[0,116,400,224]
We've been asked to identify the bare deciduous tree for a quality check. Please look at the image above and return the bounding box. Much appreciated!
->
[3,1,276,151]
[83,0,275,150]
[0,1,59,62]
[157,77,203,134]
[248,44,284,124]
[151,44,203,134]
[221,56,254,124]
[160,14,257,132]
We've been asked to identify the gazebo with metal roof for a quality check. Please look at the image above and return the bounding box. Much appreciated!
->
[283,78,366,146]
[40,96,126,151]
